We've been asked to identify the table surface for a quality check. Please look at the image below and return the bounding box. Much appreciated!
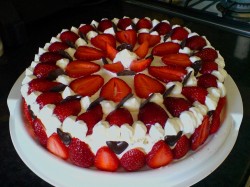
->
[0,0,249,186]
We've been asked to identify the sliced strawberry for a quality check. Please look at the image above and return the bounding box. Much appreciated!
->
[162,53,192,67]
[120,148,146,171]
[116,30,137,47]
[195,48,218,62]
[182,86,208,104]
[53,99,81,122]
[151,42,180,56]
[22,100,34,126]
[130,57,153,72]
[136,18,152,30]
[33,62,59,79]
[32,118,48,147]
[134,40,149,59]
[39,52,63,64]
[106,42,118,61]
[48,42,69,52]
[60,30,79,44]
[171,27,189,41]
[138,33,160,47]
[78,24,95,35]
[117,17,132,30]
[153,22,171,35]
[74,46,105,61]
[138,102,168,132]
[197,74,218,88]
[191,115,210,150]
[163,97,192,117]
[65,60,100,78]
[200,61,218,74]
[173,135,190,159]
[68,138,94,168]
[36,92,63,109]
[100,77,132,102]
[47,133,69,159]
[77,104,103,135]
[91,34,116,51]
[97,19,113,32]
[70,75,104,97]
[106,108,133,126]
[28,79,62,94]
[146,140,173,169]
[103,62,124,73]
[148,65,186,83]
[94,146,119,172]
[134,73,165,99]
[185,35,206,50]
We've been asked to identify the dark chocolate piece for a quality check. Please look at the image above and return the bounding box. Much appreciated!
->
[112,22,118,33]
[92,24,100,34]
[65,40,76,49]
[117,70,136,76]
[57,128,72,145]
[50,84,66,92]
[140,93,155,109]
[180,38,186,49]
[207,110,214,117]
[116,93,133,109]
[61,95,82,103]
[47,68,65,81]
[163,29,173,42]
[87,97,104,111]
[163,85,175,99]
[146,54,154,60]
[102,57,109,65]
[106,141,129,154]
[131,22,136,30]
[182,71,192,86]
[191,60,202,76]
[117,43,133,52]
[79,32,88,44]
[58,50,73,61]
[164,131,183,147]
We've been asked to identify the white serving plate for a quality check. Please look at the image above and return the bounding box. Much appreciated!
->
[7,72,243,187]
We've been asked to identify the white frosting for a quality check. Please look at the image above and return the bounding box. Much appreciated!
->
[56,59,69,70]
[149,123,164,142]
[56,75,72,85]
[164,118,182,136]
[123,97,141,112]
[62,87,75,99]
[179,111,197,134]
[113,49,138,68]
[100,100,116,115]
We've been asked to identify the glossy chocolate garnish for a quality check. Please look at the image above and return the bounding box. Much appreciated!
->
[116,93,133,109]
[180,38,186,49]
[131,22,136,30]
[92,24,100,34]
[102,57,109,65]
[146,54,154,60]
[87,97,104,111]
[58,50,73,61]
[112,22,118,33]
[140,93,155,109]
[191,60,202,76]
[65,40,76,49]
[61,95,82,103]
[49,83,66,92]
[163,85,175,99]
[182,71,192,86]
[164,131,183,147]
[117,43,133,52]
[47,68,65,81]
[163,29,173,42]
[106,141,129,154]
[28,104,36,120]
[117,70,136,76]
[79,32,88,44]
[207,110,214,117]
[57,128,72,145]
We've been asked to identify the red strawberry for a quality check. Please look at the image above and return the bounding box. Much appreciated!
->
[138,33,160,47]
[60,30,79,44]
[173,135,190,159]
[200,61,218,74]
[162,53,192,67]
[33,63,59,79]
[68,138,94,168]
[120,148,146,171]
[36,92,63,109]
[91,34,116,51]
[117,17,132,30]
[53,99,81,122]
[130,57,153,72]
[163,97,192,117]
[22,100,33,126]
[151,42,180,56]
[134,40,149,59]
[39,52,63,63]
[185,35,206,50]
[103,62,124,73]
[146,140,173,169]
[97,19,113,32]
[136,18,152,30]
[106,108,133,126]
[48,42,69,52]
[77,104,103,135]
[195,48,218,62]
[65,60,100,78]
[100,77,132,102]
[153,22,171,35]
[47,133,69,159]
[74,46,105,61]
[171,27,189,41]
[28,79,62,94]
[70,75,104,97]
[191,115,210,150]
[197,74,218,88]
[182,86,208,104]
[116,30,137,47]
[106,42,118,61]
[78,24,95,35]
[138,102,168,132]
[148,65,186,83]
[94,146,119,171]
[32,118,48,147]
[134,73,165,99]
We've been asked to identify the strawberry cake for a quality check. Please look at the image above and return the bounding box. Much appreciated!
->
[21,17,227,172]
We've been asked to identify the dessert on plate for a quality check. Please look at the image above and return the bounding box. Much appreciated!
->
[21,16,227,172]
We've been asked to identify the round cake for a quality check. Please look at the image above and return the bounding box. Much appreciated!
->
[21,16,227,172]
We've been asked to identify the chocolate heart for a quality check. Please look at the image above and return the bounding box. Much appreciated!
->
[57,128,72,145]
[47,68,65,81]
[164,131,183,147]
[191,60,202,76]
[117,43,133,52]
[106,141,128,154]
[182,71,192,86]
[50,83,66,92]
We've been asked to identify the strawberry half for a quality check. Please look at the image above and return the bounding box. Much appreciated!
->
[106,107,133,126]
[74,46,105,61]
[60,30,79,44]
[152,22,171,35]
[116,30,137,47]
[22,99,34,126]
[130,57,153,72]
[138,33,160,47]
[33,63,59,79]
[68,138,94,168]
[70,75,104,97]
[162,53,192,67]
[117,17,132,30]
[28,79,62,94]
[185,35,206,50]
[39,52,63,64]
[151,42,180,56]
[32,118,48,147]
[36,92,63,109]
[91,34,116,51]
[164,97,192,117]
[195,48,218,62]
[106,42,118,61]
[173,135,190,159]
[78,24,95,35]
[47,133,69,159]
[48,42,69,53]
[171,27,189,41]
[134,73,165,99]
[134,40,149,59]
[97,19,113,32]
[100,77,132,102]
[94,146,119,172]
[182,86,208,104]
[197,74,218,88]
[120,148,146,171]
[103,62,124,73]
[200,61,218,74]
[65,60,100,78]
[136,18,152,30]
[146,140,173,169]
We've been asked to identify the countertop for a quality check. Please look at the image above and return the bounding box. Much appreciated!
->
[0,0,249,186]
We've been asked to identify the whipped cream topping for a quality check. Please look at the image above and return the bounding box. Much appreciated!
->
[113,49,138,68]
